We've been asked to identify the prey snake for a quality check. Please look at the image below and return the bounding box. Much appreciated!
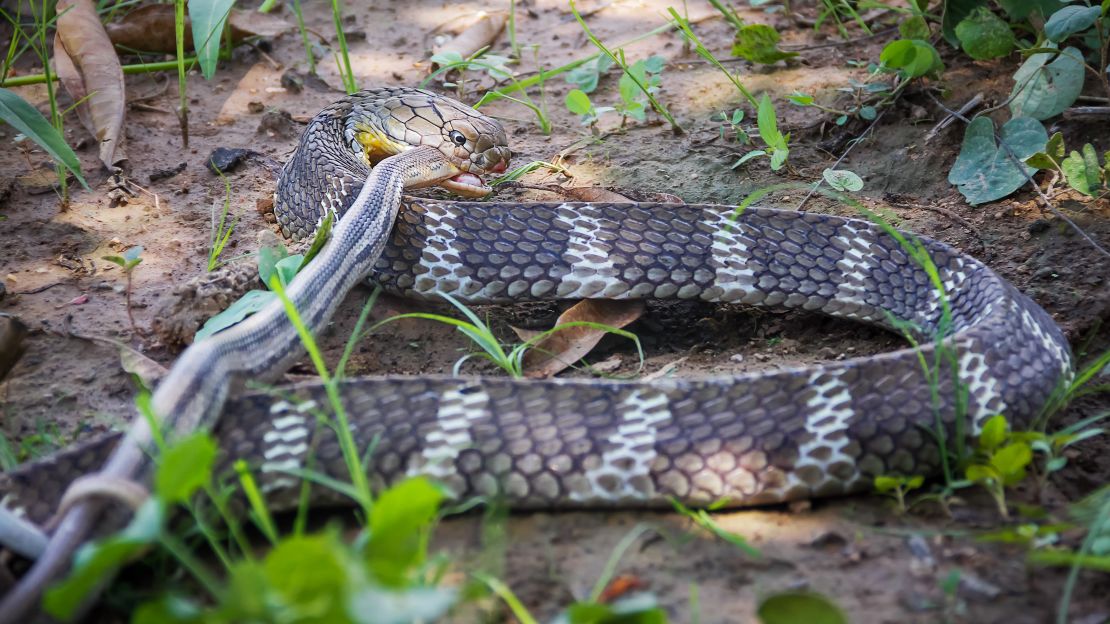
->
[0,87,1073,616]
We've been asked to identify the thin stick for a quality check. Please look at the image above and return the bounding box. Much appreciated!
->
[924,93,982,143]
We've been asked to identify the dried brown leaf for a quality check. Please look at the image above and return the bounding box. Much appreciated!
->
[105,6,292,54]
[511,299,644,378]
[55,0,126,168]
[561,187,634,202]
[432,11,507,63]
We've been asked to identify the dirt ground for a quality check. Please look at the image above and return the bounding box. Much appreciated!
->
[2,1,1109,622]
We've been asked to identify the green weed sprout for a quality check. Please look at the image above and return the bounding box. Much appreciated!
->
[102,246,144,335]
[368,292,643,378]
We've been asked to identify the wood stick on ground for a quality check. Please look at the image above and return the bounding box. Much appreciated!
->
[924,93,983,143]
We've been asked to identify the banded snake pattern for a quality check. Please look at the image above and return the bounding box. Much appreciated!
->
[0,87,1074,618]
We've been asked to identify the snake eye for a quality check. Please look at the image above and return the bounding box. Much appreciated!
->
[449,130,467,146]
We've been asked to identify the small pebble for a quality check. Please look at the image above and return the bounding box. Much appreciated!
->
[730,353,744,363]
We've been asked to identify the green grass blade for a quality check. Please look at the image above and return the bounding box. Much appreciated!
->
[0,87,87,189]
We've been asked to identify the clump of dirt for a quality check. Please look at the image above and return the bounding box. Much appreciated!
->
[1,1,1108,622]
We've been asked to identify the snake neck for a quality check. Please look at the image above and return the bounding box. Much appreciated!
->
[275,98,369,240]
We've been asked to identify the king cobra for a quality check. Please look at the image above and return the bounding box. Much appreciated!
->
[0,87,1073,616]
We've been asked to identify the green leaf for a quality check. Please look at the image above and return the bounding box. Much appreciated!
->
[123,245,143,263]
[1044,5,1102,42]
[566,89,594,116]
[257,243,289,288]
[822,168,864,192]
[1024,131,1066,170]
[941,0,987,46]
[1061,144,1103,196]
[44,499,164,619]
[859,105,877,120]
[273,254,304,288]
[194,289,276,341]
[189,0,236,80]
[874,475,900,493]
[899,15,930,40]
[731,149,767,169]
[786,92,814,106]
[998,0,1061,20]
[757,591,848,624]
[0,87,88,189]
[556,595,667,624]
[642,55,665,73]
[133,595,205,624]
[966,463,1000,484]
[102,255,126,268]
[1009,46,1084,120]
[991,442,1033,485]
[345,585,459,624]
[258,533,352,623]
[979,414,1008,451]
[879,39,944,78]
[366,477,445,586]
[299,210,333,269]
[732,24,799,64]
[948,116,1047,205]
[565,56,612,94]
[155,432,217,504]
[955,7,1015,60]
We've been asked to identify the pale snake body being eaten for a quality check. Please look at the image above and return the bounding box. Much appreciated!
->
[0,87,1073,617]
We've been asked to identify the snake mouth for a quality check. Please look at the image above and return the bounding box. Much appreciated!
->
[440,170,492,198]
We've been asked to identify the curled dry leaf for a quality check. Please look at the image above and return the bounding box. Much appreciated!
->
[431,11,508,63]
[104,5,293,54]
[54,0,126,168]
[511,299,644,378]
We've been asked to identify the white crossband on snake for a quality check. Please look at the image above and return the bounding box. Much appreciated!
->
[0,88,1074,610]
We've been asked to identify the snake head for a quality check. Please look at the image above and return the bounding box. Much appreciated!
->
[349,87,511,198]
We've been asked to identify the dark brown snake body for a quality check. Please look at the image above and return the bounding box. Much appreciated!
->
[0,89,1073,612]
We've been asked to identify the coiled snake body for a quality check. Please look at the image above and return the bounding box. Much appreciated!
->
[0,88,1074,598]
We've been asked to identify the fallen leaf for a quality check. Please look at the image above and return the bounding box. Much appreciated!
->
[104,5,292,54]
[66,331,167,388]
[597,574,649,604]
[54,0,126,168]
[511,299,644,378]
[562,186,635,202]
[431,11,507,63]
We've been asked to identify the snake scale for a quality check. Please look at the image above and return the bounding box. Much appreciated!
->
[0,88,1074,610]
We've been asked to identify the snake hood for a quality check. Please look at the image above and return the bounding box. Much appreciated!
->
[347,87,511,197]
[275,87,511,239]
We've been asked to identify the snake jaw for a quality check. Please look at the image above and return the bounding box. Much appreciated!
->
[441,170,493,197]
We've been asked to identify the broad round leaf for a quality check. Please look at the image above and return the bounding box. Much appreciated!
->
[565,89,593,116]
[1009,46,1084,120]
[1044,5,1101,42]
[955,7,1015,60]
[948,116,1047,205]
[758,591,847,624]
[822,168,864,192]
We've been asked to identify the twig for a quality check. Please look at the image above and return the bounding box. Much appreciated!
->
[12,282,65,295]
[927,92,1110,260]
[1063,106,1110,118]
[887,200,984,245]
[924,93,983,143]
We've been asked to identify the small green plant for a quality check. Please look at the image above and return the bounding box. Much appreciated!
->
[427,49,552,134]
[670,498,760,557]
[207,171,238,271]
[561,54,667,130]
[964,415,1035,517]
[873,474,925,513]
[732,95,790,171]
[1026,132,1110,198]
[369,292,643,378]
[570,0,682,133]
[712,108,751,144]
[787,78,889,127]
[102,245,144,335]
[490,160,570,186]
[565,53,614,93]
[1011,413,1107,494]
